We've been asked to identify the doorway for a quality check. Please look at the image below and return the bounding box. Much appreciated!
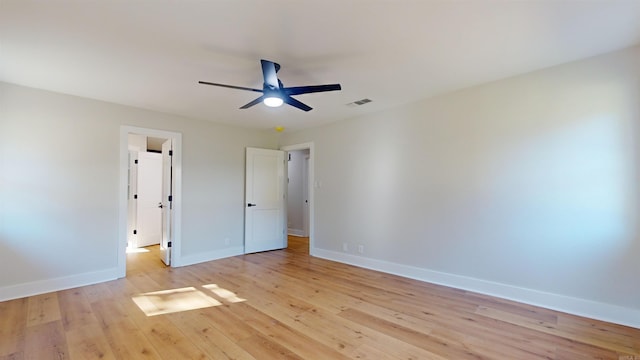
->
[281,142,315,254]
[118,126,182,278]
[286,149,310,238]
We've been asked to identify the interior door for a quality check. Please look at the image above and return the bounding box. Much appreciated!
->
[160,139,173,265]
[302,155,310,237]
[137,152,163,247]
[245,148,286,253]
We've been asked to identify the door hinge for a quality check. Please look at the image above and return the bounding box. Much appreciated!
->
[134,159,138,164]
[168,195,172,202]
[169,150,173,156]
[168,241,172,247]
[133,229,137,235]
[134,194,138,199]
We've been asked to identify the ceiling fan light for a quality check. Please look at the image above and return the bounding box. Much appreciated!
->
[264,96,283,107]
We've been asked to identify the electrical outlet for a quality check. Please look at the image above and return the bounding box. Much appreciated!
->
[358,245,364,254]
[343,243,349,252]
[224,238,230,246]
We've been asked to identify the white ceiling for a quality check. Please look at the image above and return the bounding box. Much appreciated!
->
[2,1,640,132]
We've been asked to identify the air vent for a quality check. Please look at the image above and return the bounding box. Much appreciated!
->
[346,98,372,107]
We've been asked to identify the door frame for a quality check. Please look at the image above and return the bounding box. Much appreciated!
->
[280,142,315,255]
[127,150,139,249]
[302,154,310,237]
[118,126,183,277]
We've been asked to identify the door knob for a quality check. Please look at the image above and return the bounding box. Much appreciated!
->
[247,203,256,207]
[158,202,163,209]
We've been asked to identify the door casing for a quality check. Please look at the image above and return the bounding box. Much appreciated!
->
[118,126,182,277]
[159,139,173,265]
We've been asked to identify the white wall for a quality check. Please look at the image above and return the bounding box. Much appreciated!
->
[287,149,308,236]
[282,46,640,327]
[0,82,277,299]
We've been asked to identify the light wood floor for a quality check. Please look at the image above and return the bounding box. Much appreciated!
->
[1,237,639,359]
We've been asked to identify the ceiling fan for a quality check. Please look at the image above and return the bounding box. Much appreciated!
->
[199,59,341,112]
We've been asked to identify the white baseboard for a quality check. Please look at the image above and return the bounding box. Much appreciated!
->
[287,228,306,237]
[177,246,244,267]
[0,267,120,302]
[312,247,640,330]
[0,247,245,301]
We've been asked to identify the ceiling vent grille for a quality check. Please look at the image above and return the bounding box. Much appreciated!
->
[347,98,372,107]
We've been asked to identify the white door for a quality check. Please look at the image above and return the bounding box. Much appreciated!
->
[245,148,286,253]
[160,139,173,265]
[302,155,310,237]
[136,152,163,247]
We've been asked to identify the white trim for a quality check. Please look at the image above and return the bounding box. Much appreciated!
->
[119,126,183,276]
[179,247,245,267]
[312,248,640,330]
[280,142,315,254]
[0,268,120,302]
[288,228,305,237]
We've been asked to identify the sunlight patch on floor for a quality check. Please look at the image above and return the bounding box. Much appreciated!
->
[132,287,220,316]
[126,247,150,253]
[132,285,246,316]
[203,284,246,303]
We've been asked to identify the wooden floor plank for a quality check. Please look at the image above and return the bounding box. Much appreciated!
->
[0,298,28,357]
[26,293,61,328]
[23,321,69,360]
[57,289,99,332]
[167,309,257,360]
[1,237,639,359]
[122,298,210,360]
[0,352,24,360]
[236,333,303,360]
[80,283,114,305]
[235,301,353,360]
[65,323,117,360]
[89,296,163,360]
[100,318,163,360]
[475,304,639,355]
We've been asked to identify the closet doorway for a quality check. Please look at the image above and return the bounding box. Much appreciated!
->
[281,142,315,254]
